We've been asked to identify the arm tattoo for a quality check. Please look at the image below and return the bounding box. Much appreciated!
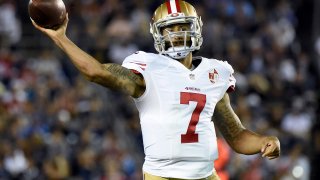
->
[96,64,144,97]
[105,64,140,82]
[214,94,245,142]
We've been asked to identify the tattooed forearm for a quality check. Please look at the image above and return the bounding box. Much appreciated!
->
[90,63,145,97]
[214,94,245,143]
[214,94,269,154]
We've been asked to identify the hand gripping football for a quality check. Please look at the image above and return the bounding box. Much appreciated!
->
[28,0,66,30]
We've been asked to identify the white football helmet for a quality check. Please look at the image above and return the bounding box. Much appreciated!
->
[150,0,203,59]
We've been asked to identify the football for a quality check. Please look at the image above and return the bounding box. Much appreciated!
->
[28,0,66,30]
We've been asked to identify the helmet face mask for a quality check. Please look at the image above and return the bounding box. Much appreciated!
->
[150,0,203,59]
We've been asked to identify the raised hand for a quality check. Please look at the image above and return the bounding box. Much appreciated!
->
[31,13,69,42]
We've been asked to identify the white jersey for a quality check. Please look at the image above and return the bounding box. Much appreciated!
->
[122,51,236,179]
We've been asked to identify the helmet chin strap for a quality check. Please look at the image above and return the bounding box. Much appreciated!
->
[166,46,191,59]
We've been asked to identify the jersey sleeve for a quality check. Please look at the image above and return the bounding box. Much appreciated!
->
[122,51,149,74]
[219,60,236,92]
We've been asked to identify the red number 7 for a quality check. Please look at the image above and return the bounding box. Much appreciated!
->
[180,92,206,143]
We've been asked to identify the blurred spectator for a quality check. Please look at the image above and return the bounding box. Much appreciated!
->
[0,0,21,47]
[43,155,70,179]
[274,142,310,180]
[3,146,27,178]
[281,97,313,141]
[106,12,138,64]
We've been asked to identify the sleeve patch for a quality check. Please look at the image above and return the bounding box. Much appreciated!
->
[132,62,146,71]
[131,69,141,74]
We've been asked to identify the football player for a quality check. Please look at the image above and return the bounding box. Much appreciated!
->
[31,0,280,179]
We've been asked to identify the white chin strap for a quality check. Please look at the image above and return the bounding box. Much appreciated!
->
[166,46,191,59]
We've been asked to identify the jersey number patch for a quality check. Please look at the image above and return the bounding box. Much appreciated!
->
[180,92,206,143]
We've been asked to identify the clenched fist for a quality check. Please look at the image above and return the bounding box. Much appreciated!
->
[261,136,281,160]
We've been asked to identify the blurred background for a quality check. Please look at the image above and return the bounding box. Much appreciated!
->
[0,0,319,179]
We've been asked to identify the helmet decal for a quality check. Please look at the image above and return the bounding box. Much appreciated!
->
[166,0,181,14]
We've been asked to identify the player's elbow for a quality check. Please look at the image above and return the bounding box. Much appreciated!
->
[81,70,97,82]
[83,73,95,82]
[82,65,106,82]
[83,71,102,83]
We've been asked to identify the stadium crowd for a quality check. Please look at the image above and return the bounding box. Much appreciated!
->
[0,0,319,179]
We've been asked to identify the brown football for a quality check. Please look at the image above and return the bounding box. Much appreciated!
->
[28,0,66,30]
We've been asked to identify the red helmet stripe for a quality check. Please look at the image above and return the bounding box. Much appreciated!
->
[166,0,181,14]
[175,0,181,12]
[166,1,172,14]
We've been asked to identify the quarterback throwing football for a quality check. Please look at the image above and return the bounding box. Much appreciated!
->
[32,0,280,179]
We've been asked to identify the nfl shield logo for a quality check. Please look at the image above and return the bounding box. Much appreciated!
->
[209,69,219,84]
[189,74,195,80]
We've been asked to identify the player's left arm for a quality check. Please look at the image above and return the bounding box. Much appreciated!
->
[213,93,280,159]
